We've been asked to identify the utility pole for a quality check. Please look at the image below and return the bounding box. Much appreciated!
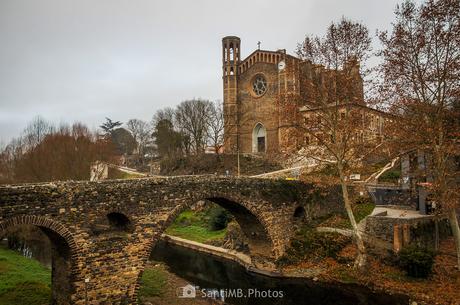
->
[236,131,241,178]
[237,148,240,177]
[84,278,90,305]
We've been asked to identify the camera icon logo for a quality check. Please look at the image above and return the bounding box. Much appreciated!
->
[177,284,197,298]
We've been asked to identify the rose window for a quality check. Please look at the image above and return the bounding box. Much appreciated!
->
[252,75,267,96]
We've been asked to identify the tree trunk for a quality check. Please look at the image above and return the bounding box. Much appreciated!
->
[338,164,367,269]
[448,208,460,271]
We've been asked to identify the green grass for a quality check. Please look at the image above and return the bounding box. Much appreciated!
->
[338,202,375,228]
[165,225,226,243]
[173,210,204,226]
[0,246,51,305]
[165,209,227,244]
[378,169,401,183]
[321,201,376,229]
[138,266,168,298]
[354,202,376,223]
[108,167,144,179]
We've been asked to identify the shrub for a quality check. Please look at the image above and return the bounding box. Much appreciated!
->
[207,206,231,231]
[278,227,350,265]
[378,169,401,183]
[398,245,435,278]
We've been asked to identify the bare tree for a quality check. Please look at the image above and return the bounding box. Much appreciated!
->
[152,107,176,129]
[0,138,24,183]
[22,116,53,149]
[175,99,213,154]
[207,100,225,153]
[126,119,151,157]
[378,0,460,269]
[1,119,115,184]
[294,17,373,269]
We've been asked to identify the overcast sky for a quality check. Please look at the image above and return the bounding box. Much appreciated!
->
[0,0,404,144]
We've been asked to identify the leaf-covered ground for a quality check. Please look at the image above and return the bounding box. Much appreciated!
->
[284,238,460,305]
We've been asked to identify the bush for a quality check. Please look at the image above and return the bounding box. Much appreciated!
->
[207,206,231,231]
[378,169,401,183]
[278,227,350,265]
[399,245,435,278]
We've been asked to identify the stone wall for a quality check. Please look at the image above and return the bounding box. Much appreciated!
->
[238,61,280,154]
[365,214,452,257]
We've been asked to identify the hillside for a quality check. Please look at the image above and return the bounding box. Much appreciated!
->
[159,154,282,176]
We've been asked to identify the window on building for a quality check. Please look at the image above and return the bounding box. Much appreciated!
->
[252,75,267,96]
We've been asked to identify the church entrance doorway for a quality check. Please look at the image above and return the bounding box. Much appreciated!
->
[252,123,266,153]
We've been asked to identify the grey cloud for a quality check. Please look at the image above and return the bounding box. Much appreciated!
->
[0,0,401,143]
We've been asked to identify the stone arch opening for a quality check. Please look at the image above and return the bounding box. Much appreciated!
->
[161,197,275,258]
[252,123,266,153]
[206,197,273,256]
[293,206,306,220]
[107,212,132,232]
[0,216,79,304]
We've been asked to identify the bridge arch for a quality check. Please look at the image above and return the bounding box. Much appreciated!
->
[0,215,81,304]
[160,192,276,258]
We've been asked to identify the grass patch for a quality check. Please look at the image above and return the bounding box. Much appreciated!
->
[173,210,205,227]
[166,225,226,243]
[334,267,358,284]
[378,169,401,183]
[354,202,376,223]
[108,167,144,179]
[138,266,167,298]
[0,246,51,305]
[165,208,228,244]
[320,201,375,229]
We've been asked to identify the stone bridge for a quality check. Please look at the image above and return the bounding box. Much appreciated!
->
[0,176,342,305]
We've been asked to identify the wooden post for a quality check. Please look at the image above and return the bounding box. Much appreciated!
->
[402,224,410,246]
[435,218,439,251]
[393,224,402,253]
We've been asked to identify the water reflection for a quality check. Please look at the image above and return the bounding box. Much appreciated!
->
[150,240,409,305]
[1,227,52,269]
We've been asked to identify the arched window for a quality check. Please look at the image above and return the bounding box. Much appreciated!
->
[252,123,266,153]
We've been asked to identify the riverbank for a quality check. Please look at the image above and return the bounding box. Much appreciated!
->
[285,238,460,305]
[0,246,51,305]
[161,234,460,305]
[139,262,220,305]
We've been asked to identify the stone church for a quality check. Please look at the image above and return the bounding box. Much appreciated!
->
[222,36,386,155]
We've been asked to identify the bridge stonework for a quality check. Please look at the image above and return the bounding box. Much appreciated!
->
[0,177,342,305]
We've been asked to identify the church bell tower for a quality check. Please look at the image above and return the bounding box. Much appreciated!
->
[222,36,240,153]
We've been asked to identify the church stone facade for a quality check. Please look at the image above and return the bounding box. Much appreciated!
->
[222,35,382,155]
